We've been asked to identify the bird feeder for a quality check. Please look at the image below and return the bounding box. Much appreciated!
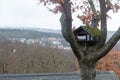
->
[73,26,101,47]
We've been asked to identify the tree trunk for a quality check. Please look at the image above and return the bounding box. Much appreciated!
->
[79,60,96,80]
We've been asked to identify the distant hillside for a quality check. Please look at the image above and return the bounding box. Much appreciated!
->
[0,29,62,39]
[0,28,117,39]
[30,28,61,34]
[0,28,119,51]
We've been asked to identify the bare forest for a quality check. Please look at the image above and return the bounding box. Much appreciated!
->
[0,38,76,74]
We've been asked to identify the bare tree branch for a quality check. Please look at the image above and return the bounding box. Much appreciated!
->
[88,27,120,61]
[97,0,107,48]
[60,0,83,60]
[95,27,120,60]
[90,0,111,28]
[106,6,111,13]
[88,0,96,14]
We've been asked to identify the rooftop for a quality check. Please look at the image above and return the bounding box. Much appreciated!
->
[0,71,118,80]
[74,26,101,37]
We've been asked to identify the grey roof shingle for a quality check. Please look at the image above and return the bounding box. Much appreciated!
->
[0,71,119,80]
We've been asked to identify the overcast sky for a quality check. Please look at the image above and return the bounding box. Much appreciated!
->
[0,0,120,31]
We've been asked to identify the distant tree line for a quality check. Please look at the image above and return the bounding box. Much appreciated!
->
[0,29,62,39]
[0,38,76,74]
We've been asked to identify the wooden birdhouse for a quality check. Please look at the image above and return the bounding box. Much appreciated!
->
[73,26,101,47]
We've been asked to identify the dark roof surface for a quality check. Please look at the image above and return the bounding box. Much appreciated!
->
[0,71,118,80]
[74,26,101,37]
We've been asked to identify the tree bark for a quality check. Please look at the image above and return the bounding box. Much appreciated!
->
[59,0,120,80]
[98,0,107,48]
[60,0,83,60]
[93,28,120,60]
[79,60,96,80]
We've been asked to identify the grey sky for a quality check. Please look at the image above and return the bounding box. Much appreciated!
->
[0,0,120,31]
[0,0,61,29]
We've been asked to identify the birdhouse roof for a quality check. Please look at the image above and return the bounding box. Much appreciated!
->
[74,26,101,37]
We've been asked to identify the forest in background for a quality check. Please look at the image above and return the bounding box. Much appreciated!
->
[0,38,76,73]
